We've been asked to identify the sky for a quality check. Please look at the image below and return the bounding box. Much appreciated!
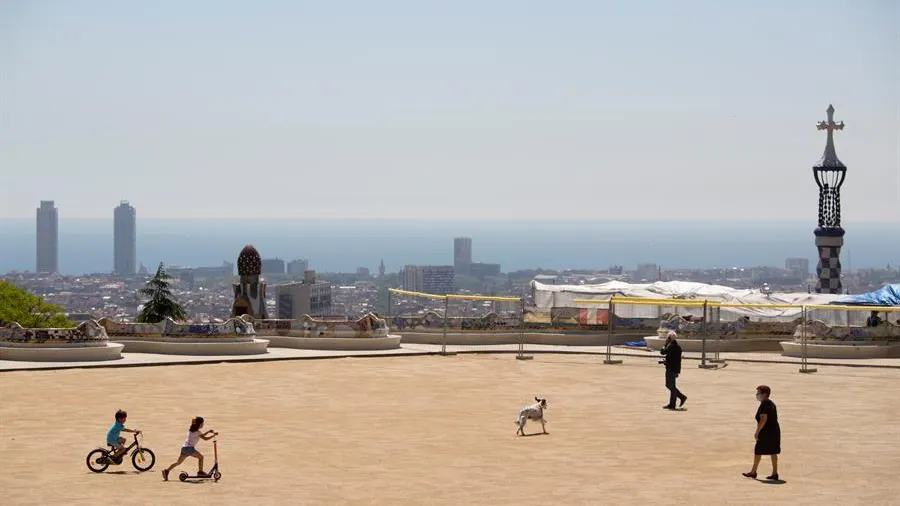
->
[1,0,898,222]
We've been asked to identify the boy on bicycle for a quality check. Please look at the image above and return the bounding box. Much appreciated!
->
[107,409,140,458]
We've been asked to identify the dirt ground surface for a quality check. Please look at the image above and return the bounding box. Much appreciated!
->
[1,355,898,506]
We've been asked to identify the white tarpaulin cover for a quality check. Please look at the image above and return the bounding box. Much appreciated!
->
[531,280,847,319]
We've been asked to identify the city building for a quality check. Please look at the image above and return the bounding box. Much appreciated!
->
[113,201,137,276]
[169,261,234,285]
[287,258,309,275]
[356,267,370,277]
[422,266,455,294]
[194,261,234,278]
[275,270,333,318]
[469,262,501,280]
[400,265,422,292]
[636,263,659,282]
[36,200,58,274]
[785,257,810,279]
[454,237,472,276]
[401,265,455,294]
[261,258,285,274]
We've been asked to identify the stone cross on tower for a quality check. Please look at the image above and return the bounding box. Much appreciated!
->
[811,104,848,294]
[816,104,845,169]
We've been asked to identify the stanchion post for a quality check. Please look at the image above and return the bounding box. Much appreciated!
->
[440,295,454,356]
[698,300,718,369]
[799,305,817,374]
[386,289,392,322]
[604,295,622,365]
[516,297,533,360]
[710,305,724,364]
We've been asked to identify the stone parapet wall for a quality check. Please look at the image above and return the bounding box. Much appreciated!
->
[0,320,110,346]
[793,321,900,341]
[98,317,255,338]
[658,314,798,337]
[242,312,389,338]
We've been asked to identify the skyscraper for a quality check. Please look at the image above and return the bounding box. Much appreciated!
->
[454,237,472,276]
[114,201,137,275]
[36,200,58,274]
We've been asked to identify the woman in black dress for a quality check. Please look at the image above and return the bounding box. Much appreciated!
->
[742,384,780,480]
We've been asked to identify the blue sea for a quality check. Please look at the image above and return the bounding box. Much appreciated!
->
[0,219,897,275]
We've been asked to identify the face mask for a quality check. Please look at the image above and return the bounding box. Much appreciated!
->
[755,393,763,401]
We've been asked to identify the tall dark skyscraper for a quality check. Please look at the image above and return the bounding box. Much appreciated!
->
[114,201,137,275]
[454,237,472,276]
[36,200,58,274]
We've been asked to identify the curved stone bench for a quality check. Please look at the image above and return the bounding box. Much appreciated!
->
[0,342,124,362]
[111,337,270,355]
[265,334,401,351]
[399,331,624,346]
[780,340,900,359]
[0,320,123,362]
[100,317,268,355]
[644,335,784,353]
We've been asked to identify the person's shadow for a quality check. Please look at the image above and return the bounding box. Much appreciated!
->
[759,477,786,485]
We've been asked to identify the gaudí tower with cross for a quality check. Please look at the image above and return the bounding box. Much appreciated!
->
[812,104,847,294]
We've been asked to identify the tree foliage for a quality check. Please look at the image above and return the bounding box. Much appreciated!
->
[136,263,187,323]
[0,281,74,328]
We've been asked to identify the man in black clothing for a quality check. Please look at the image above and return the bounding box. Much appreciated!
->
[866,311,882,327]
[660,331,687,410]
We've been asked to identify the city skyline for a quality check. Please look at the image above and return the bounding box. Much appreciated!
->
[1,1,897,222]
[4,215,898,276]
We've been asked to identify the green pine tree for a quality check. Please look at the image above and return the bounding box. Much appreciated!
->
[136,263,187,323]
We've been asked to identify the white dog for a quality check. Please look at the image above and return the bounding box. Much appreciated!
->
[515,397,548,436]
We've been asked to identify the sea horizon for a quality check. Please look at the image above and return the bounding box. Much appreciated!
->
[1,219,898,276]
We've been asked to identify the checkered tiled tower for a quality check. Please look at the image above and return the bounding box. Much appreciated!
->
[812,105,847,294]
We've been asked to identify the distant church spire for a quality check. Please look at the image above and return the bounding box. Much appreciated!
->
[378,258,386,278]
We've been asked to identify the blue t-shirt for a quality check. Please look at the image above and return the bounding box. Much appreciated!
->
[107,421,125,445]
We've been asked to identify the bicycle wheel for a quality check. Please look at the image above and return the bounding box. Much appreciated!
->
[131,448,156,472]
[86,449,110,473]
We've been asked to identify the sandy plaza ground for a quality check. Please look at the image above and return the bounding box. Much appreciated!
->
[1,354,898,506]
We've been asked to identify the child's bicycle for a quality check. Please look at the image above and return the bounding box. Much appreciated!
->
[86,432,156,473]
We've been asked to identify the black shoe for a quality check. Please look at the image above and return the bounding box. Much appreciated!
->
[765,474,779,481]
[679,396,687,407]
[662,405,676,410]
[742,472,757,479]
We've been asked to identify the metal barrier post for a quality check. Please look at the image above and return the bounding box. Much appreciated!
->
[386,289,392,322]
[440,295,455,356]
[604,295,622,365]
[799,305,817,374]
[698,300,718,369]
[708,306,723,364]
[516,297,533,360]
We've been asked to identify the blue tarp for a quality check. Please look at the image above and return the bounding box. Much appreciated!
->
[833,284,900,306]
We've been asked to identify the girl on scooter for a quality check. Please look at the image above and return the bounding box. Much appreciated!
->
[161,416,217,481]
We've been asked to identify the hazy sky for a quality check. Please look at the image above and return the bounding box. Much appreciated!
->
[2,0,898,221]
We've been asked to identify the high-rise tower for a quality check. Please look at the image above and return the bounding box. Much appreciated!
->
[453,237,472,276]
[114,201,137,275]
[812,104,847,294]
[36,200,58,274]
